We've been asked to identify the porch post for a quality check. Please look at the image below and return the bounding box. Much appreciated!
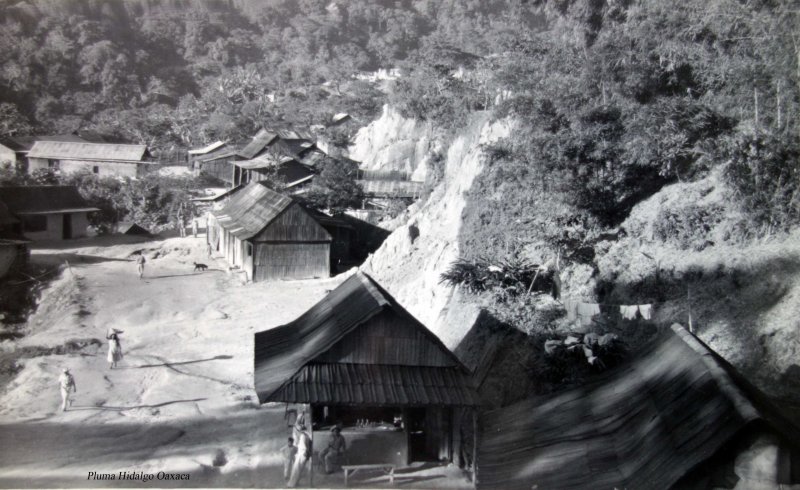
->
[309,406,314,488]
[472,408,478,488]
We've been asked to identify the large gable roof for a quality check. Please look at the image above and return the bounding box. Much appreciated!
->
[477,324,800,490]
[0,186,99,214]
[254,272,479,406]
[238,129,278,160]
[28,141,149,162]
[212,182,294,239]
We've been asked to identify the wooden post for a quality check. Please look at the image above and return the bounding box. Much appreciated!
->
[472,409,478,488]
[308,405,314,488]
[687,285,694,334]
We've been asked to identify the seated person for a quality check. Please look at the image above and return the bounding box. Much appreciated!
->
[320,426,346,473]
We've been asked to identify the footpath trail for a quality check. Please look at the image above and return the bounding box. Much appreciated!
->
[0,235,345,487]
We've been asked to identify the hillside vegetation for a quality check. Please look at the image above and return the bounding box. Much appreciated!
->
[1,0,799,399]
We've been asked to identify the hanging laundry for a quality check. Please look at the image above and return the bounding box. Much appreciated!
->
[564,299,579,322]
[638,304,653,320]
[620,305,638,320]
[577,302,601,326]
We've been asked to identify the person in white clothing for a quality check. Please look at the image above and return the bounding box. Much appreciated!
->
[287,423,311,488]
[106,332,123,369]
[58,369,76,412]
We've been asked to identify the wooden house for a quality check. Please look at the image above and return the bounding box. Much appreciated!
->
[0,202,29,278]
[0,186,99,240]
[254,272,480,480]
[477,324,800,489]
[27,141,154,178]
[212,182,332,282]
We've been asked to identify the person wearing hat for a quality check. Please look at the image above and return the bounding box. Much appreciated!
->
[320,426,346,474]
[58,368,76,412]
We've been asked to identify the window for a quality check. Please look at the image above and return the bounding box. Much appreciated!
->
[47,159,59,169]
[21,215,47,232]
[92,166,99,174]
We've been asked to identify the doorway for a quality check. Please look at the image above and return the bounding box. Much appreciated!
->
[62,214,72,239]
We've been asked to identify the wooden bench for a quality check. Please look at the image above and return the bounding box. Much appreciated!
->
[341,464,396,487]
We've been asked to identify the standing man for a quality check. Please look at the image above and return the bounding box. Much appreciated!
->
[321,426,346,474]
[288,422,311,488]
[191,218,198,238]
[176,208,186,238]
[136,253,146,280]
[280,437,298,482]
[58,368,76,412]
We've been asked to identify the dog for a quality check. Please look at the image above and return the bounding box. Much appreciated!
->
[193,262,208,272]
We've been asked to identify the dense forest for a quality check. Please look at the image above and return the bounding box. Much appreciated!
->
[0,0,798,243]
[0,0,543,151]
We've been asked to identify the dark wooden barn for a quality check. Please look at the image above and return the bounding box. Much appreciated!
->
[254,272,480,482]
[477,324,800,490]
[212,182,331,282]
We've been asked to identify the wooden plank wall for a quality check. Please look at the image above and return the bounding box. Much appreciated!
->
[313,310,457,367]
[253,242,330,281]
[255,204,331,242]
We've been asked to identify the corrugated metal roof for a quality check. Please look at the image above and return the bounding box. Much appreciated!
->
[188,141,226,155]
[358,180,424,198]
[2,134,88,152]
[271,363,479,406]
[239,129,277,159]
[212,182,294,239]
[477,325,800,490]
[28,141,148,162]
[234,154,295,170]
[0,186,97,214]
[254,272,479,406]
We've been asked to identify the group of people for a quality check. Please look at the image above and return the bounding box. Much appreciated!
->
[58,328,124,411]
[281,413,347,487]
[176,207,200,239]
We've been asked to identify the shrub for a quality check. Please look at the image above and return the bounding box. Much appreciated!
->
[723,130,800,232]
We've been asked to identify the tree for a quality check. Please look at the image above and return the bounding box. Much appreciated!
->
[301,156,362,213]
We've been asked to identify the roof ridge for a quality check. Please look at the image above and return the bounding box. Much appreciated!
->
[670,324,760,422]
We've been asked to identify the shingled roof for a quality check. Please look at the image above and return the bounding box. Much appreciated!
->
[477,325,800,490]
[0,186,99,214]
[238,129,278,160]
[213,182,299,239]
[254,272,480,406]
[28,141,149,162]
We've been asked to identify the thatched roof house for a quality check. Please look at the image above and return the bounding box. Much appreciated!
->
[27,141,153,178]
[210,182,331,282]
[477,324,800,489]
[254,272,480,469]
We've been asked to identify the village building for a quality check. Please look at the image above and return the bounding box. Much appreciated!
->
[194,128,324,189]
[254,272,480,481]
[0,186,99,241]
[27,141,154,178]
[187,140,227,173]
[0,134,89,171]
[0,202,30,278]
[477,324,800,489]
[0,143,16,166]
[211,182,333,282]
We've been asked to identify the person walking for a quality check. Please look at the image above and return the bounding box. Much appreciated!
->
[136,253,146,279]
[58,368,76,412]
[321,426,346,474]
[280,437,298,482]
[106,331,123,369]
[287,422,311,488]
